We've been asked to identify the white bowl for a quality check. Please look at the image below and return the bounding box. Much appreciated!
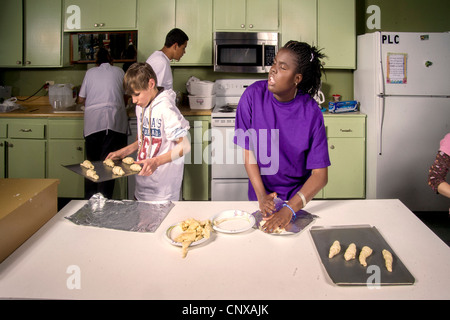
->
[188,94,216,110]
[188,80,215,96]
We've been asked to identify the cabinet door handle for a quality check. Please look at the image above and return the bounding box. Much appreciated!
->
[20,128,32,132]
[76,147,83,151]
[7,142,13,148]
[340,129,353,133]
[26,61,31,65]
[100,23,105,27]
[241,24,245,28]
[16,60,22,65]
[330,145,335,149]
[249,24,253,28]
[0,142,3,147]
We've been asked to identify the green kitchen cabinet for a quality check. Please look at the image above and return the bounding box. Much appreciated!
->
[47,119,85,198]
[174,0,213,65]
[137,0,212,65]
[183,116,210,200]
[318,0,356,69]
[5,119,47,179]
[280,0,355,69]
[280,0,317,47]
[214,0,279,31]
[0,1,23,67]
[0,0,66,68]
[64,0,137,31]
[0,121,7,178]
[320,114,366,198]
[137,0,174,62]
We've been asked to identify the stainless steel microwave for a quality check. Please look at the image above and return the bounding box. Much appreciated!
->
[214,32,278,73]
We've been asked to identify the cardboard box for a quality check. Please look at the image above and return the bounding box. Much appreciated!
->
[0,179,59,263]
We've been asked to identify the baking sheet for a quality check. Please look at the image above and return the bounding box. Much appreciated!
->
[63,160,139,182]
[65,193,173,232]
[310,225,415,286]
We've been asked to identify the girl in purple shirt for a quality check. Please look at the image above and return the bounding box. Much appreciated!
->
[234,41,330,233]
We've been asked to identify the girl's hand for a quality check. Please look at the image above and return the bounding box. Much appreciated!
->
[261,206,293,233]
[258,192,277,217]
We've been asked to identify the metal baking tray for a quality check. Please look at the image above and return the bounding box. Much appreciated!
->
[63,160,139,183]
[310,225,415,286]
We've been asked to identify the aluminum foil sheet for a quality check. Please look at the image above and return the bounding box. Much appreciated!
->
[252,197,318,234]
[65,194,174,232]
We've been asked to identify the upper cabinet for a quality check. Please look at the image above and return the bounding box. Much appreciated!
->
[0,0,67,68]
[214,0,279,31]
[280,0,316,47]
[280,0,355,69]
[64,0,137,31]
[317,0,355,69]
[175,0,213,65]
[137,0,174,62]
[138,0,212,66]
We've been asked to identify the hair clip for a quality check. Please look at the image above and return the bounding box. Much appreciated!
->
[310,52,314,62]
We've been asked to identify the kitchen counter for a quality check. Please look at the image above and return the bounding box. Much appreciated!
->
[0,96,211,118]
[0,199,449,300]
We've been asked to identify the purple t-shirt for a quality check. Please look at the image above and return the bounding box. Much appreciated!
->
[234,80,330,201]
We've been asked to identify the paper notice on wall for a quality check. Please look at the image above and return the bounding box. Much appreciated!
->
[386,53,407,84]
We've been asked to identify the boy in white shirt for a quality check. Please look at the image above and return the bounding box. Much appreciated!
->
[146,28,189,90]
[106,62,190,201]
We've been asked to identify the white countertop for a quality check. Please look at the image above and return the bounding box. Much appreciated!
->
[0,199,449,300]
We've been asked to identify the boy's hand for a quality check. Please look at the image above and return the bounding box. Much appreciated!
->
[136,158,160,176]
[106,151,123,161]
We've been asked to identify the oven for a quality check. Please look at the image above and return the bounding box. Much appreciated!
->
[210,79,261,201]
[214,32,278,73]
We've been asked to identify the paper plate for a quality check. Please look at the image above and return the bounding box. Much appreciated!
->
[165,223,210,247]
[212,210,255,234]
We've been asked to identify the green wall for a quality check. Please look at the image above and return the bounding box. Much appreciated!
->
[356,0,450,34]
[2,0,449,103]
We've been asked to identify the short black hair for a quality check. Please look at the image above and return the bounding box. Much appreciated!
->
[95,47,113,65]
[164,28,189,48]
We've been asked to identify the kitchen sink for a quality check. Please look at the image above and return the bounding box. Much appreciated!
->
[52,104,84,113]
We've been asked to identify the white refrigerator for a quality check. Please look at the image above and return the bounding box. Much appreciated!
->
[354,31,450,212]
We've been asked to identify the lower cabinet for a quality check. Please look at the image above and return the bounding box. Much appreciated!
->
[316,113,366,199]
[0,121,5,178]
[2,113,365,200]
[3,119,47,179]
[47,119,85,198]
[182,116,210,200]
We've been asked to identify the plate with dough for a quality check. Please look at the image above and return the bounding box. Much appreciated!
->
[211,210,255,234]
[164,221,211,247]
[63,159,141,182]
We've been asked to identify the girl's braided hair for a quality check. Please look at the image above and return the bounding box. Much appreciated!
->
[283,41,326,98]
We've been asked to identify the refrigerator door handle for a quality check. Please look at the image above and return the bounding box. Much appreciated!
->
[376,32,385,96]
[375,32,385,156]
[376,95,385,155]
